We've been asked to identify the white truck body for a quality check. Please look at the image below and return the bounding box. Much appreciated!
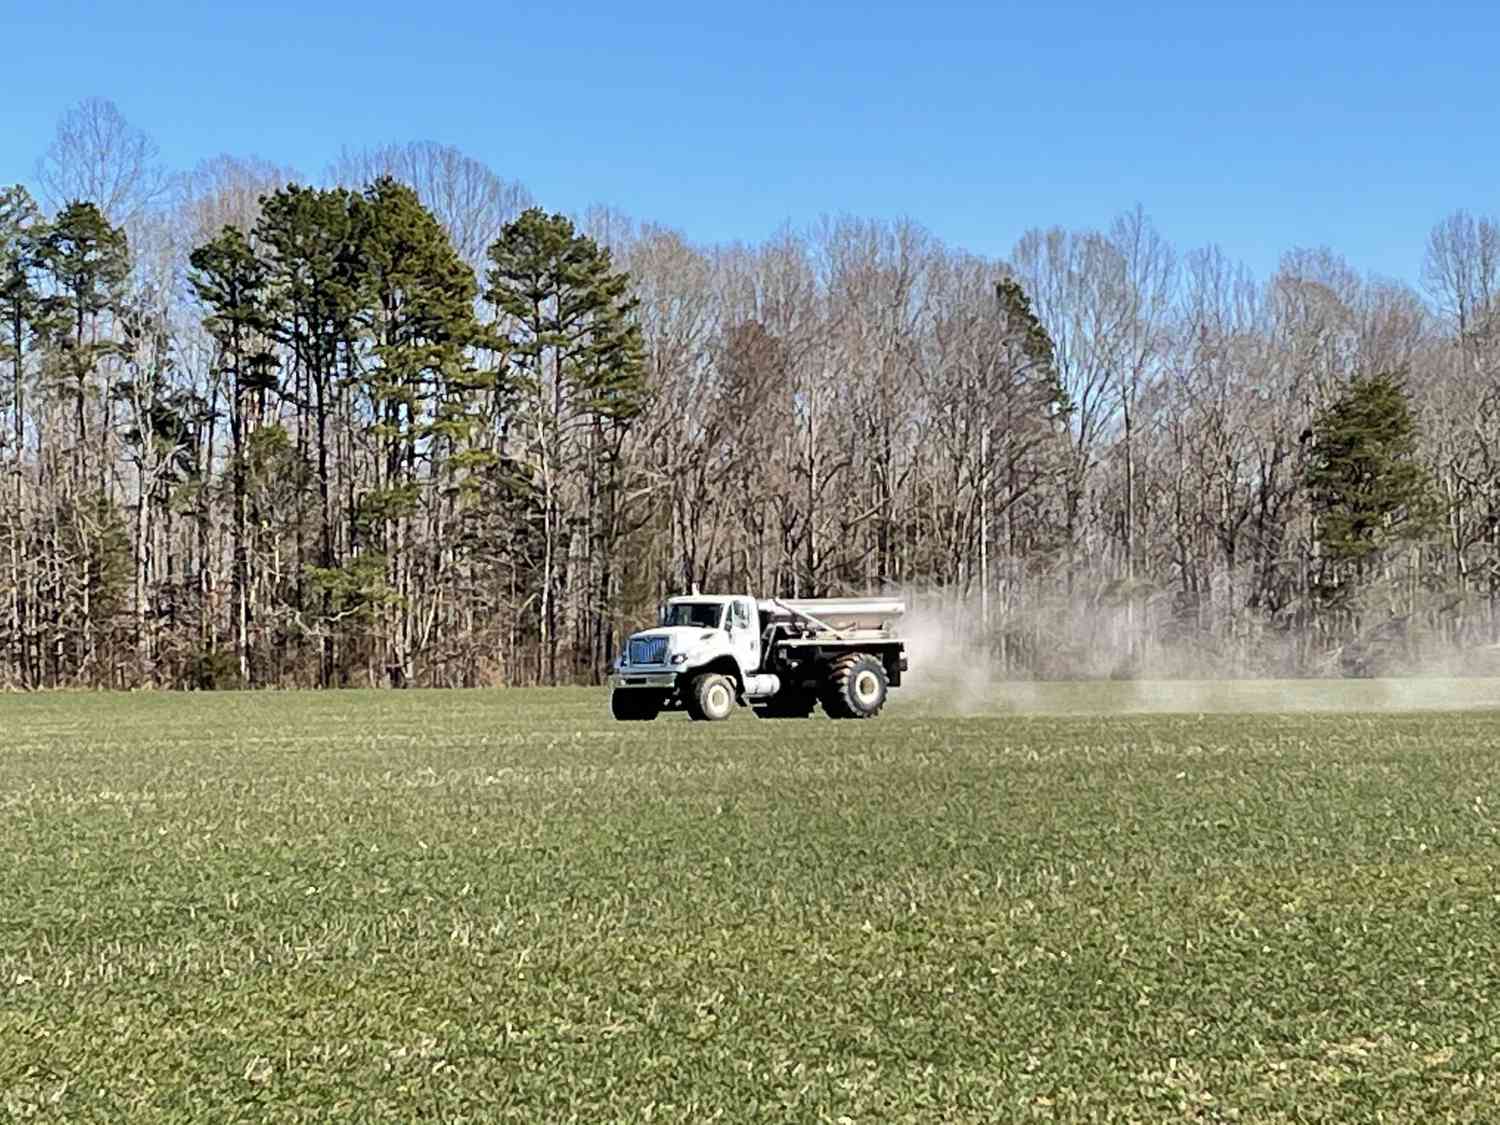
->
[608,593,907,721]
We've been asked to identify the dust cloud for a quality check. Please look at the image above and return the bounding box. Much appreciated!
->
[891,591,1500,716]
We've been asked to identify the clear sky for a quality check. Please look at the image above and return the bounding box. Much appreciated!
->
[3,0,1495,283]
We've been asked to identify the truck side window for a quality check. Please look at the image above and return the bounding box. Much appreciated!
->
[732,601,749,630]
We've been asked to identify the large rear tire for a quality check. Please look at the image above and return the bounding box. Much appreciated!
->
[610,690,663,721]
[685,672,736,721]
[821,653,888,719]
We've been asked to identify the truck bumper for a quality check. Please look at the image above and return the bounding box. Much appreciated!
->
[608,671,678,691]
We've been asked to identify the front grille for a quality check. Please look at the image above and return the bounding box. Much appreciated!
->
[628,636,669,666]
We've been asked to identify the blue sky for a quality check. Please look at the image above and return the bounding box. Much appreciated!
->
[2,0,1495,283]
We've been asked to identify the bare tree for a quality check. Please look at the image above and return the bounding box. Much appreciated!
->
[1011,226,1134,594]
[179,155,299,245]
[1423,211,1500,338]
[327,141,532,269]
[578,204,640,257]
[34,98,172,226]
[1106,207,1176,622]
[817,217,933,591]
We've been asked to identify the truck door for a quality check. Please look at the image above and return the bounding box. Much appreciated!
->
[729,597,760,677]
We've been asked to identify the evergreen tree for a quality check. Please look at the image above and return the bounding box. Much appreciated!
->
[988,276,1073,592]
[353,177,484,684]
[256,185,362,684]
[33,201,129,469]
[1305,371,1439,573]
[484,208,645,683]
[190,224,278,684]
[0,186,45,684]
[1306,371,1440,673]
[356,176,483,509]
[0,186,45,462]
[994,277,1071,422]
[28,202,131,679]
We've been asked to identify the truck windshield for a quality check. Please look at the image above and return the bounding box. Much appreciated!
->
[662,602,724,629]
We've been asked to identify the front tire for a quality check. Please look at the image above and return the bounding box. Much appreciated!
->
[685,672,736,721]
[821,653,888,719]
[610,690,663,721]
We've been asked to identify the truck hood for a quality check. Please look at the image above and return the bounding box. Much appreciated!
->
[627,626,719,647]
[620,626,725,668]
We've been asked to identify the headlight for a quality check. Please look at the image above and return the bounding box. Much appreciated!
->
[670,653,688,665]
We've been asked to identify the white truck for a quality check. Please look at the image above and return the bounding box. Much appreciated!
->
[608,594,908,721]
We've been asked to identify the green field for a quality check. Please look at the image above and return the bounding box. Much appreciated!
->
[2,686,1499,1122]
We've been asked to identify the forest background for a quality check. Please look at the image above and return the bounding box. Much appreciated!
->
[2,97,1495,689]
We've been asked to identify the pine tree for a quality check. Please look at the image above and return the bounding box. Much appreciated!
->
[0,186,45,462]
[353,177,484,685]
[984,277,1073,650]
[255,185,362,684]
[484,208,645,683]
[190,224,278,685]
[1305,371,1440,674]
[0,185,45,684]
[34,201,130,477]
[29,202,131,680]
[1305,371,1438,574]
[994,277,1071,422]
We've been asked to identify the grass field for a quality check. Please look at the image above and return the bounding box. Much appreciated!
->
[2,685,1499,1121]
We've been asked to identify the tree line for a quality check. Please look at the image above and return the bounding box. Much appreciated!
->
[0,97,1493,688]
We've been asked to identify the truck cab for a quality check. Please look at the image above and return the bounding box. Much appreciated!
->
[612,596,760,696]
[656,595,760,679]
